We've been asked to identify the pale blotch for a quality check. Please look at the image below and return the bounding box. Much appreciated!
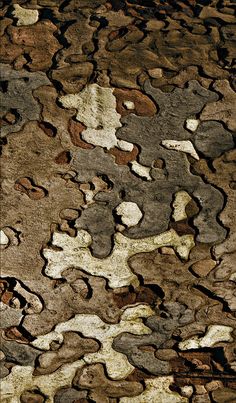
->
[179,325,234,350]
[116,202,143,227]
[12,4,39,26]
[130,160,152,181]
[32,304,155,379]
[172,191,192,222]
[185,118,199,132]
[161,140,199,160]
[120,376,188,402]
[43,228,195,289]
[59,84,121,150]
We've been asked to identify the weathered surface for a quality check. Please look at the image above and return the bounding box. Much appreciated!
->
[0,1,235,402]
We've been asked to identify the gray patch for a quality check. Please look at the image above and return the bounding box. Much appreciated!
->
[0,64,50,137]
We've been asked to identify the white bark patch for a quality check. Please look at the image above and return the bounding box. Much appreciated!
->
[120,376,188,402]
[161,140,199,160]
[185,118,199,132]
[59,84,122,150]
[123,100,135,110]
[130,160,152,180]
[181,386,194,398]
[43,228,195,289]
[172,191,192,222]
[0,229,9,246]
[179,325,234,350]
[148,68,163,78]
[117,140,134,151]
[0,361,84,403]
[32,305,154,379]
[12,4,39,26]
[116,202,143,227]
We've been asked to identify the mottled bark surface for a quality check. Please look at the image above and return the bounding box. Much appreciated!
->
[0,1,235,402]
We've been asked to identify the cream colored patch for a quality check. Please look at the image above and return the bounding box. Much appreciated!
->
[179,325,234,350]
[82,129,117,149]
[116,202,143,227]
[0,227,19,248]
[32,305,154,379]
[120,376,188,402]
[172,191,192,221]
[43,229,195,288]
[130,160,152,180]
[0,229,9,246]
[14,282,43,314]
[0,361,84,403]
[185,118,199,132]
[181,386,194,398]
[148,68,163,78]
[12,4,39,26]
[123,100,135,110]
[59,84,121,150]
[117,139,134,151]
[161,140,199,160]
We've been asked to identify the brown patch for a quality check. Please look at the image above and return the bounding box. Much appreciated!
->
[153,158,165,169]
[126,368,155,382]
[5,21,61,71]
[3,112,16,124]
[3,327,30,344]
[1,290,13,305]
[108,145,139,165]
[171,354,215,387]
[20,389,45,403]
[114,88,157,116]
[38,122,56,138]
[73,363,143,400]
[155,349,178,361]
[179,351,213,372]
[185,199,200,218]
[55,151,71,164]
[0,279,14,305]
[34,332,99,375]
[113,288,136,308]
[170,220,195,236]
[68,119,93,149]
[135,287,159,305]
[113,285,159,308]
[191,259,216,277]
[14,177,47,200]
[139,345,156,352]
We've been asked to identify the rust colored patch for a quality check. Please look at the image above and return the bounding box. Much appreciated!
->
[5,21,61,71]
[108,145,139,165]
[113,285,159,308]
[14,177,47,200]
[68,119,93,149]
[3,327,30,344]
[38,122,57,138]
[114,88,157,116]
[1,290,13,305]
[55,151,71,165]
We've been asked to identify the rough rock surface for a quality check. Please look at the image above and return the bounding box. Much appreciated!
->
[0,1,235,402]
